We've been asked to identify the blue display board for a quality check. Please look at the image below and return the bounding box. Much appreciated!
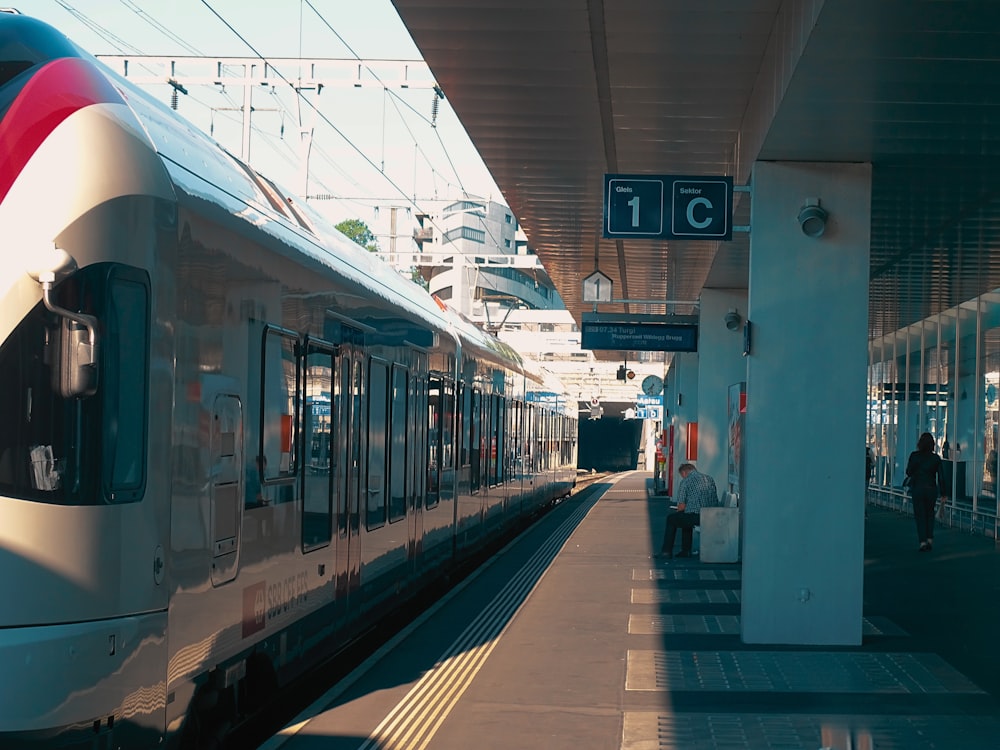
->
[581,321,698,352]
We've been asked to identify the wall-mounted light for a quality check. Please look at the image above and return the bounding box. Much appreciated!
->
[797,197,828,238]
[724,308,742,331]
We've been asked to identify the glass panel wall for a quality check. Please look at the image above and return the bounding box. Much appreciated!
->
[869,290,1000,537]
[981,292,1000,510]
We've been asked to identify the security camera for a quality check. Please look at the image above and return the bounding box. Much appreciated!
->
[798,198,828,238]
[724,309,741,331]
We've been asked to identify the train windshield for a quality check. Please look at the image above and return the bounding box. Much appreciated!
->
[0,14,82,120]
[0,263,150,505]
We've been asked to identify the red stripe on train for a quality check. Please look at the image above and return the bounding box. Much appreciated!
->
[0,57,123,203]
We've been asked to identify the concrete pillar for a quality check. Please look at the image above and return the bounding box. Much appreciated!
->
[742,161,871,645]
[698,289,749,493]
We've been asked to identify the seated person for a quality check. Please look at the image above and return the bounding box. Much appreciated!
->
[657,462,717,559]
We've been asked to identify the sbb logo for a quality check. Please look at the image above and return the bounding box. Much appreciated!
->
[242,582,267,637]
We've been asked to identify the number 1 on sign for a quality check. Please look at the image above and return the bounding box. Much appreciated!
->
[628,196,640,227]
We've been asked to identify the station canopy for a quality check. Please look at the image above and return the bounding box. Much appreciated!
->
[392,0,1000,358]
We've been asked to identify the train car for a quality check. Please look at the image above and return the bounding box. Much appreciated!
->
[0,12,577,749]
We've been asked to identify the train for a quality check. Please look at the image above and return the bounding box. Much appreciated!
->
[0,12,578,749]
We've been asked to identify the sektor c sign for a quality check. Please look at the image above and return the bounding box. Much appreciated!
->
[603,174,733,241]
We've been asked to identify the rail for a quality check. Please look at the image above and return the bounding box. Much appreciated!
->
[572,471,611,494]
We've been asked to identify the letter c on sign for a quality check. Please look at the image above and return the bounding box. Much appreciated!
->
[687,197,713,229]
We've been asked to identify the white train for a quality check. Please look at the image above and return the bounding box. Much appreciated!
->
[0,13,578,749]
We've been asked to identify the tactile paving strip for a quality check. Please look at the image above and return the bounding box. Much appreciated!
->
[625,650,983,693]
[621,711,1000,750]
[862,615,909,637]
[629,614,741,635]
[638,568,741,581]
[627,615,907,637]
[631,588,741,605]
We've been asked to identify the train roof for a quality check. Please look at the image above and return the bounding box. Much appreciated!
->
[2,13,577,394]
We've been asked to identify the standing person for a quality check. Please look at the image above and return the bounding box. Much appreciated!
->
[656,462,717,559]
[905,432,948,551]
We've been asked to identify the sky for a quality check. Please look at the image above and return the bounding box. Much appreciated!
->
[25,0,506,239]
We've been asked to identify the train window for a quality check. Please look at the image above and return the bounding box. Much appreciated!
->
[544,409,551,471]
[459,383,471,466]
[493,396,505,485]
[559,414,565,465]
[350,358,362,532]
[103,270,150,500]
[302,342,334,550]
[388,365,408,523]
[410,372,424,513]
[336,355,349,535]
[509,400,520,479]
[470,388,482,492]
[525,404,535,473]
[542,411,551,471]
[482,392,492,487]
[564,416,572,465]
[441,379,455,472]
[427,376,442,504]
[0,263,148,505]
[366,359,389,529]
[259,327,298,504]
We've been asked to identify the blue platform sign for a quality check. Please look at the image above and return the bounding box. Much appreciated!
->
[603,173,733,241]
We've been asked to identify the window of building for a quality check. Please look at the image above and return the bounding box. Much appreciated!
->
[443,227,486,244]
[444,200,485,216]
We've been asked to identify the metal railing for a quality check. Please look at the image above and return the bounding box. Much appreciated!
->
[866,484,1000,539]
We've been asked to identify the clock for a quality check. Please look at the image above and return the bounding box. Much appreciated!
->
[641,375,663,396]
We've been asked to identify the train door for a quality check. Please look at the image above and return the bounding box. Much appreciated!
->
[366,359,389,529]
[387,364,411,543]
[470,388,482,493]
[302,340,334,552]
[210,393,243,586]
[525,403,536,495]
[335,350,363,606]
[408,373,425,564]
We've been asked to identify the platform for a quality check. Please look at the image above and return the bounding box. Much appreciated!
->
[263,471,1000,750]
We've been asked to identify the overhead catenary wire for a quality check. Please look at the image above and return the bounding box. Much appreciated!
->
[119,0,203,55]
[199,0,497,251]
[55,0,142,54]
[299,0,472,200]
[57,1,504,265]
